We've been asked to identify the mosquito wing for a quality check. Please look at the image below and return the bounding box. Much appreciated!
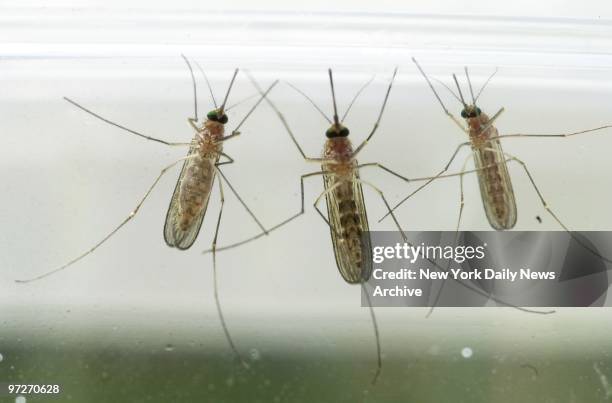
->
[164,145,217,250]
[473,128,518,230]
[323,171,372,284]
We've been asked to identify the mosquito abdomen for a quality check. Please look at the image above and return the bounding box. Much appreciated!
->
[323,166,371,284]
[177,155,216,230]
[337,182,365,270]
[474,138,518,230]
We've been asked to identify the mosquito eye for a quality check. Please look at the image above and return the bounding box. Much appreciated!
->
[339,127,350,137]
[476,107,482,115]
[219,115,228,124]
[325,128,335,138]
[461,110,468,118]
[207,111,218,120]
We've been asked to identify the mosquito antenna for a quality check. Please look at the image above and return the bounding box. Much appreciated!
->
[328,69,340,126]
[465,66,476,105]
[231,80,279,133]
[285,81,332,124]
[180,54,198,122]
[452,73,468,108]
[193,60,217,109]
[412,57,452,115]
[225,92,259,112]
[474,67,498,103]
[341,75,374,123]
[219,68,239,113]
[432,77,463,105]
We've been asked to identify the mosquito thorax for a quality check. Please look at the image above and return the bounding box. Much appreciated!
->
[324,133,354,163]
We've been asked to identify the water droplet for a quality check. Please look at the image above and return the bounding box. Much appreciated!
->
[249,348,261,361]
[461,347,473,358]
[164,344,175,352]
[0,353,4,362]
[15,396,26,403]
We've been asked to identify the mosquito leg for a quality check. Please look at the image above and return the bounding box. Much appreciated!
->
[202,170,330,254]
[284,81,332,124]
[246,73,324,163]
[357,179,408,244]
[494,125,612,141]
[355,177,415,385]
[220,80,280,143]
[184,53,207,131]
[352,67,399,158]
[181,54,199,123]
[216,168,268,235]
[225,92,261,112]
[215,153,234,166]
[210,176,249,369]
[357,158,513,185]
[478,108,505,135]
[357,162,413,182]
[361,282,382,386]
[426,154,472,318]
[307,175,384,384]
[219,131,241,142]
[188,118,200,131]
[411,57,468,133]
[16,154,198,283]
[359,160,500,184]
[312,180,344,238]
[356,177,554,315]
[378,141,472,222]
[503,151,612,264]
[64,97,191,147]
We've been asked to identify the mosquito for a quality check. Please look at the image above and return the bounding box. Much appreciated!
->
[242,69,553,377]
[16,56,278,368]
[205,68,409,385]
[206,68,556,380]
[383,57,612,232]
[380,58,612,313]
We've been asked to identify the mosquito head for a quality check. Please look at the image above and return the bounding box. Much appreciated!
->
[207,109,228,124]
[325,123,350,138]
[460,105,482,119]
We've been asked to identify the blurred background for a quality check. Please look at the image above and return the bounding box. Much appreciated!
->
[2,1,612,402]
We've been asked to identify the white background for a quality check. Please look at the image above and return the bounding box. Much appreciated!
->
[2,1,612,364]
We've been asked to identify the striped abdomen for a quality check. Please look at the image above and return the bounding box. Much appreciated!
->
[322,170,372,283]
[473,133,517,230]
